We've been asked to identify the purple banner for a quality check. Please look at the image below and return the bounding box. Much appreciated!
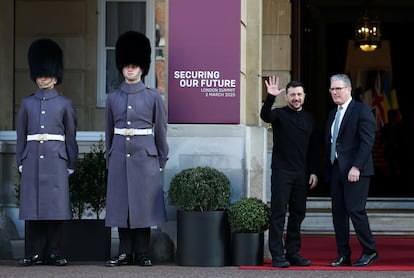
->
[168,0,241,124]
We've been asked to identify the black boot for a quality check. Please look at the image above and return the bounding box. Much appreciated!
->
[136,255,153,266]
[18,254,44,266]
[48,253,68,266]
[105,253,133,267]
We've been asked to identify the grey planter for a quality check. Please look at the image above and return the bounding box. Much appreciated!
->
[61,219,111,261]
[231,232,264,266]
[176,210,231,266]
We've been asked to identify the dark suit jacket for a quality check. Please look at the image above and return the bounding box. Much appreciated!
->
[325,99,376,179]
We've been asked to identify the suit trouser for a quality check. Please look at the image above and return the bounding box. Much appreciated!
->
[25,220,63,258]
[330,161,377,257]
[268,168,307,258]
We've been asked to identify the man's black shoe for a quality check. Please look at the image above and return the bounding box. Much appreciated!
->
[352,252,379,267]
[330,256,351,267]
[287,254,311,266]
[18,254,43,266]
[272,256,290,268]
[47,254,68,266]
[105,253,133,267]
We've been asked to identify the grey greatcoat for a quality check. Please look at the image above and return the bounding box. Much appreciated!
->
[16,88,78,220]
[105,81,169,229]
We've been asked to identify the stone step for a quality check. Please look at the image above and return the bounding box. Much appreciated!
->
[302,197,414,236]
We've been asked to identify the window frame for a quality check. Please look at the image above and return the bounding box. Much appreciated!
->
[96,0,156,108]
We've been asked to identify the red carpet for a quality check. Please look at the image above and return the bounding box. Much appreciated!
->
[240,236,414,271]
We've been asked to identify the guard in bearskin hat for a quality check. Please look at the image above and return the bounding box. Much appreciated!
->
[16,38,78,266]
[104,31,168,267]
[28,38,64,85]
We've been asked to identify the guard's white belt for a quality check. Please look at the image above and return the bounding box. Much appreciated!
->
[27,134,65,141]
[114,128,153,136]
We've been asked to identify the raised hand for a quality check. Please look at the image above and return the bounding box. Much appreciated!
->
[265,76,285,96]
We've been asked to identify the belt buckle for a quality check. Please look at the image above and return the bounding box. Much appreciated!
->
[38,134,47,141]
[125,129,134,136]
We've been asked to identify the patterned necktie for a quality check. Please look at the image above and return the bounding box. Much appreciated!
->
[330,106,342,164]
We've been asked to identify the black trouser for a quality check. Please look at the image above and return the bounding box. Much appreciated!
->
[118,226,151,260]
[25,220,63,259]
[330,161,377,257]
[268,168,307,258]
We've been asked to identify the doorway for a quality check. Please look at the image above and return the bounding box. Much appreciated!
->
[300,1,414,197]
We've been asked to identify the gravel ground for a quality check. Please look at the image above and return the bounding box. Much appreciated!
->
[1,260,413,278]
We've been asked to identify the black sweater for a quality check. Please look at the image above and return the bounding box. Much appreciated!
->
[260,95,319,175]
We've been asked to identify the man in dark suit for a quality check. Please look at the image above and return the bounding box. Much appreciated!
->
[325,73,378,267]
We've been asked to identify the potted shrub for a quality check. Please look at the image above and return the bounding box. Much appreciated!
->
[69,139,107,220]
[227,197,270,266]
[64,139,110,261]
[167,166,232,266]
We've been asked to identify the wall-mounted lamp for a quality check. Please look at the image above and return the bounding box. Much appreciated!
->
[355,11,381,52]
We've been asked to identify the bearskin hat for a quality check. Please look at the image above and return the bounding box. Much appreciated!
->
[115,31,151,77]
[28,38,63,85]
